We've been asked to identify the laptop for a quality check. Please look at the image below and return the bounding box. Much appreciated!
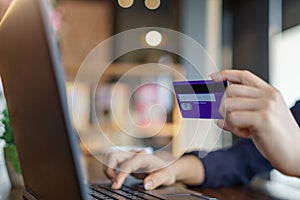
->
[0,0,216,199]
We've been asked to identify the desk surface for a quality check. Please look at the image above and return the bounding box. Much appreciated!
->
[7,154,300,200]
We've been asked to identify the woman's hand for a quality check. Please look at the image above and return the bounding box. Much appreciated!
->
[211,70,300,177]
[103,150,205,190]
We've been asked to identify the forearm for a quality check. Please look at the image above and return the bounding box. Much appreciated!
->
[291,140,300,178]
[170,155,205,185]
[252,124,300,179]
[295,144,300,178]
[280,131,300,178]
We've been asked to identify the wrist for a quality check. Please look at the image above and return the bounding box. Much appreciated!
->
[169,155,205,185]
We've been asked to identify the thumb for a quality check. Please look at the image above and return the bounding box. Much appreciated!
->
[143,169,174,190]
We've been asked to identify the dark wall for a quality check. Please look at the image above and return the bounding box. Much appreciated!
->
[223,0,300,83]
[283,0,300,30]
[223,0,269,82]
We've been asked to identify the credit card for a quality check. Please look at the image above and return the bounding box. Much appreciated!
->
[173,80,228,119]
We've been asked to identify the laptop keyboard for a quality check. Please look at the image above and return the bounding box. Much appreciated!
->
[89,184,164,200]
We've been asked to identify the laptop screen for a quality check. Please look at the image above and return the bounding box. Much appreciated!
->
[0,0,87,199]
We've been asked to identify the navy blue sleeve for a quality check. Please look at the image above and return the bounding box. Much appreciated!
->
[291,100,300,125]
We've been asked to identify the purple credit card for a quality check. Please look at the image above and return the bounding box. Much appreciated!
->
[173,80,228,119]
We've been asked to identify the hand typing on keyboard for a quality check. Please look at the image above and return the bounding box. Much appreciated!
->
[103,149,205,190]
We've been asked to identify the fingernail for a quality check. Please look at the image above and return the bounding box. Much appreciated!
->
[144,180,153,190]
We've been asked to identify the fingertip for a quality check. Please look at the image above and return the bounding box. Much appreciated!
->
[111,181,118,189]
[208,72,217,77]
[111,178,122,190]
[214,119,219,125]
[215,119,223,127]
[144,172,165,190]
[216,119,230,132]
[112,172,129,190]
[143,178,154,190]
[209,72,223,82]
[209,72,217,79]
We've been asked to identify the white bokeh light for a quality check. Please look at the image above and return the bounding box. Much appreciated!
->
[144,0,160,10]
[118,0,134,8]
[145,30,162,47]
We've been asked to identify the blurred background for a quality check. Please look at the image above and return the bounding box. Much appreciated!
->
[1,0,300,197]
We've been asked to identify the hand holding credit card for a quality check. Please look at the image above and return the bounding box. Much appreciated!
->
[173,80,228,119]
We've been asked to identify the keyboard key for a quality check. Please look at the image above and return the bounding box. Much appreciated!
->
[90,184,164,200]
